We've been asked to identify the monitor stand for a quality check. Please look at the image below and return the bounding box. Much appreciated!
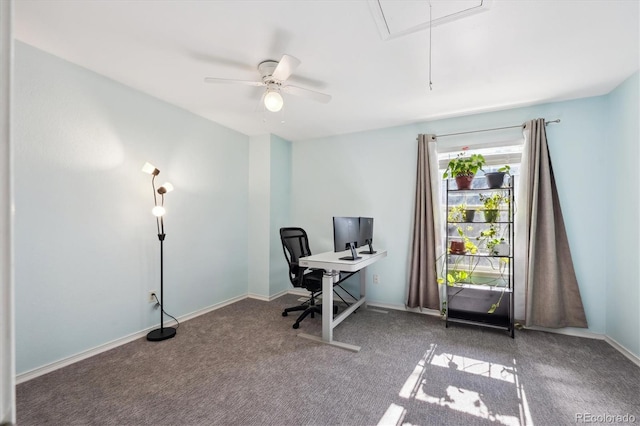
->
[359,241,377,255]
[339,243,361,260]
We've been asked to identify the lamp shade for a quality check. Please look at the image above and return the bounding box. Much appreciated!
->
[152,206,166,217]
[264,90,283,112]
[157,182,174,194]
[142,162,160,176]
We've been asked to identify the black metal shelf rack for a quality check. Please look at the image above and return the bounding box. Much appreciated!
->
[444,178,515,337]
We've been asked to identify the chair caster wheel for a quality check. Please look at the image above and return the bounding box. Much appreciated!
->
[282,311,288,317]
[292,323,300,329]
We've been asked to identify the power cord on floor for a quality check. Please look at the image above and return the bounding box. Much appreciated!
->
[152,293,180,330]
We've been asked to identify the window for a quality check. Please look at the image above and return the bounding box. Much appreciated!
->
[438,141,523,281]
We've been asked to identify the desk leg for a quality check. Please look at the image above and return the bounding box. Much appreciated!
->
[360,267,367,308]
[297,268,363,352]
[321,270,334,343]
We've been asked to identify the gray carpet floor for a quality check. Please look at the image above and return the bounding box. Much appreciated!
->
[16,295,640,425]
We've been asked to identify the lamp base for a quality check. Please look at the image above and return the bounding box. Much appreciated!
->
[146,327,177,342]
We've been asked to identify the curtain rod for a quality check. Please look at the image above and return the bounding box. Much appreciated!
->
[423,119,561,139]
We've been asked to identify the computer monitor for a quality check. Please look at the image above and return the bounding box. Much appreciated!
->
[332,216,361,260]
[358,217,376,254]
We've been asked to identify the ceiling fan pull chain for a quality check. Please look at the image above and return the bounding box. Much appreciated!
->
[428,1,433,91]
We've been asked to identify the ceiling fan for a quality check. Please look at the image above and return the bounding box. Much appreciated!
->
[204,54,331,112]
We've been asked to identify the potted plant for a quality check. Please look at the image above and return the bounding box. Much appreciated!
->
[443,152,486,190]
[448,225,478,254]
[484,165,511,189]
[479,192,507,223]
[449,240,466,254]
[448,204,476,223]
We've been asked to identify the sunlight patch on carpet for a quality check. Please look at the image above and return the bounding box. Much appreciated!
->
[379,344,534,426]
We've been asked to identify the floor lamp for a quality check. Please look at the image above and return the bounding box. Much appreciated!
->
[142,162,176,341]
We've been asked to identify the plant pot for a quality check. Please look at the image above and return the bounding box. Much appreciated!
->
[483,209,499,223]
[463,209,476,222]
[485,172,505,189]
[449,240,466,254]
[454,174,474,190]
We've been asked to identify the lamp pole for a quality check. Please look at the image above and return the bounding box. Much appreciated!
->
[147,229,175,341]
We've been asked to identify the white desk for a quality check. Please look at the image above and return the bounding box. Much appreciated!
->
[298,249,387,351]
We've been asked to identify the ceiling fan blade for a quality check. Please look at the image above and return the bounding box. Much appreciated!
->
[282,85,332,103]
[204,77,265,87]
[272,54,301,81]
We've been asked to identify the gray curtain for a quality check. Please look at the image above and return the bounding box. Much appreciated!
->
[521,119,588,328]
[407,134,440,309]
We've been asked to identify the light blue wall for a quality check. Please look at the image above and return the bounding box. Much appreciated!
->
[606,72,640,356]
[269,135,292,296]
[291,125,420,304]
[248,135,271,297]
[292,91,618,336]
[13,42,250,374]
[13,39,639,375]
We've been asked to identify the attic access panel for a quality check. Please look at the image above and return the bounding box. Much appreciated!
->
[369,0,491,40]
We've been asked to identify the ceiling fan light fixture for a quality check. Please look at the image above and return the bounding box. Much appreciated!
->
[204,54,331,112]
[264,89,283,112]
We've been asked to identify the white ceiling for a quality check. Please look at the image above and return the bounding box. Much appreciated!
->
[13,0,640,142]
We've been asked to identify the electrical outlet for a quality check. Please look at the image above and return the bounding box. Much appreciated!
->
[373,274,379,284]
[148,291,157,303]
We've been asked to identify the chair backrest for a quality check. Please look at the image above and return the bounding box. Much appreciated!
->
[280,227,312,288]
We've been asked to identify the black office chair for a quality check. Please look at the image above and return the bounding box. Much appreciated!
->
[280,227,358,329]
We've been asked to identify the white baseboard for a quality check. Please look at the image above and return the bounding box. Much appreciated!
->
[368,300,442,317]
[518,326,640,366]
[16,331,146,385]
[247,289,291,302]
[604,335,640,367]
[522,324,605,340]
[18,290,319,383]
[246,292,271,301]
[364,302,640,366]
[17,293,640,384]
[16,294,247,384]
[286,288,311,297]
